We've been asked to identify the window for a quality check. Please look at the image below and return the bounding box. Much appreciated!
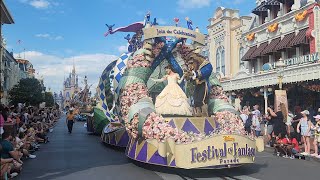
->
[302,44,310,55]
[262,56,269,65]
[285,0,294,14]
[239,47,245,68]
[287,48,296,58]
[271,6,280,20]
[216,46,225,75]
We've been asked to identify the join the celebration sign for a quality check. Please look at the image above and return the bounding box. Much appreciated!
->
[174,135,256,169]
[143,26,206,45]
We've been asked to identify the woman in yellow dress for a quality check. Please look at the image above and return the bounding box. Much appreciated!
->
[151,65,192,116]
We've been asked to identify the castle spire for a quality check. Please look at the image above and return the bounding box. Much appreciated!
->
[72,59,76,74]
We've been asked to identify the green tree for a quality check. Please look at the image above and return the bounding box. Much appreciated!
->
[45,92,54,107]
[9,78,44,106]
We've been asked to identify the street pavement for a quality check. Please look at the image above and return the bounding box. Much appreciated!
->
[18,116,319,180]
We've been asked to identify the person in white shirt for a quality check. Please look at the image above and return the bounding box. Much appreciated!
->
[240,106,249,124]
[252,105,261,137]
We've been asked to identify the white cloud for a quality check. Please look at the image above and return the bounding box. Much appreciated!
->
[35,33,50,38]
[35,33,63,40]
[117,45,128,53]
[54,36,63,40]
[20,0,58,9]
[177,0,211,11]
[14,51,118,94]
[30,0,50,9]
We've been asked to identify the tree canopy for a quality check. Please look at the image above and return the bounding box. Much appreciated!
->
[9,78,44,106]
[45,92,54,107]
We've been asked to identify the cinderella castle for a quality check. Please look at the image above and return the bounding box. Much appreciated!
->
[63,64,80,109]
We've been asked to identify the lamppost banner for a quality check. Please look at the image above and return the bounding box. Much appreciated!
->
[274,90,288,116]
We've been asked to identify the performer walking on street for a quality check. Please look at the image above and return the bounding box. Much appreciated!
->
[66,109,75,134]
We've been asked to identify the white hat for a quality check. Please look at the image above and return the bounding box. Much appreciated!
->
[301,110,310,115]
[313,115,320,119]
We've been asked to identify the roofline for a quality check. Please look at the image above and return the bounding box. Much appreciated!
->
[1,0,14,24]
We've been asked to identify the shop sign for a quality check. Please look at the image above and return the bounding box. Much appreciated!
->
[268,53,319,69]
[143,26,206,45]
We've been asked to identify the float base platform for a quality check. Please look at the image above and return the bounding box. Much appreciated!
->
[101,127,129,148]
[125,117,263,169]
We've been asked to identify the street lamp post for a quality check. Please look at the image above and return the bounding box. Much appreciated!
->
[275,58,286,90]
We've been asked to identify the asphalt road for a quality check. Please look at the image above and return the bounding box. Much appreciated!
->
[17,116,319,180]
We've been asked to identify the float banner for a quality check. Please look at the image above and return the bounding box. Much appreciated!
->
[274,90,288,113]
[143,26,206,45]
[174,135,256,169]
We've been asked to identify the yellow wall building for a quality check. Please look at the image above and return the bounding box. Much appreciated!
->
[207,7,252,79]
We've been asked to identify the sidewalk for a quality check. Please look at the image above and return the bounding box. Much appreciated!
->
[260,126,320,162]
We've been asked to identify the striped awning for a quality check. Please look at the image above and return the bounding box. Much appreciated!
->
[274,32,295,51]
[289,28,309,47]
[261,37,281,54]
[241,46,257,61]
[250,42,269,59]
[252,1,268,15]
[264,0,280,9]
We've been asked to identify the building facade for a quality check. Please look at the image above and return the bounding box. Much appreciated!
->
[0,0,14,104]
[221,0,320,113]
[207,7,252,78]
[15,58,36,79]
[63,64,80,108]
[1,50,20,104]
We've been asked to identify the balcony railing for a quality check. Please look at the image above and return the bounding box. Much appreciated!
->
[221,62,320,91]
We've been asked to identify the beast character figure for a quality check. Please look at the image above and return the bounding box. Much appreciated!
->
[187,55,212,117]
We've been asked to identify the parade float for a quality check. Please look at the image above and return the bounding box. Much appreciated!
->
[94,13,264,169]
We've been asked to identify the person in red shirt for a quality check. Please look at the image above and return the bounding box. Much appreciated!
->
[274,133,291,158]
[288,137,300,157]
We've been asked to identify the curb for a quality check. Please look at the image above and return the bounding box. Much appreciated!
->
[263,146,320,163]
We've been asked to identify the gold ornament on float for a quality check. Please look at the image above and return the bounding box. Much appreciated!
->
[246,32,255,41]
[295,10,308,22]
[267,23,278,33]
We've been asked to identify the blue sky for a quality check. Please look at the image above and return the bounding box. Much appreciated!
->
[3,0,256,93]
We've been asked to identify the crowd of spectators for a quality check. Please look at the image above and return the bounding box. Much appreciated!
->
[240,104,320,159]
[0,104,60,179]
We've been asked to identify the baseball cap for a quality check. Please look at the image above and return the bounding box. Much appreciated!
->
[301,110,310,115]
[313,115,320,119]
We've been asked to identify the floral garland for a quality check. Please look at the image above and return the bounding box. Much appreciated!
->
[246,33,255,41]
[120,83,149,122]
[209,86,229,102]
[213,111,247,136]
[142,112,178,142]
[267,23,278,33]
[126,113,139,139]
[127,53,151,68]
[120,41,162,138]
[141,111,253,144]
[295,10,307,22]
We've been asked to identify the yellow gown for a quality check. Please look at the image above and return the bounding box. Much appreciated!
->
[155,73,192,116]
